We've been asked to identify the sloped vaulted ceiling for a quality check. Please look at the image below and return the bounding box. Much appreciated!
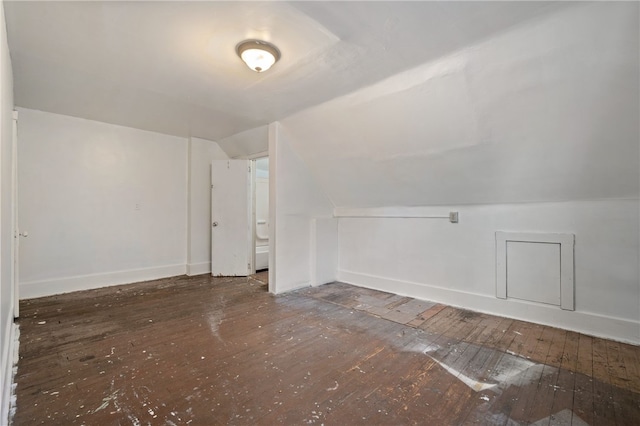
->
[7,2,634,209]
[4,1,563,142]
[280,2,639,207]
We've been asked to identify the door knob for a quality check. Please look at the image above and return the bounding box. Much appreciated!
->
[212,222,218,227]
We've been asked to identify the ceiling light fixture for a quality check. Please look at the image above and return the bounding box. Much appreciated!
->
[236,39,281,73]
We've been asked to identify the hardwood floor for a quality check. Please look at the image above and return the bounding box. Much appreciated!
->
[11,275,640,425]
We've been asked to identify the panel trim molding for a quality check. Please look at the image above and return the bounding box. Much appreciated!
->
[20,264,187,299]
[496,231,575,310]
[337,269,639,345]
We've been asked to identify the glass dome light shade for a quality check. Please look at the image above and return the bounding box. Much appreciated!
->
[236,40,281,73]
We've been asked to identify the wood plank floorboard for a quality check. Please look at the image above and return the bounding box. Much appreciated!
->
[573,334,596,425]
[11,277,640,425]
[548,331,579,425]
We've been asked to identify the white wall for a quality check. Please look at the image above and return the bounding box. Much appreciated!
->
[278,3,640,343]
[269,123,334,293]
[338,200,639,343]
[0,1,15,423]
[186,137,228,275]
[310,218,338,287]
[17,108,189,298]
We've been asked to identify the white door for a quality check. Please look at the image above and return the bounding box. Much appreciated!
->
[211,160,253,276]
[11,111,20,318]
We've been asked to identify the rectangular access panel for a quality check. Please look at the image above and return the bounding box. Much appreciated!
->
[496,231,574,311]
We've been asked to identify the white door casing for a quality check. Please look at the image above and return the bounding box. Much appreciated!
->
[211,160,252,276]
[11,110,19,318]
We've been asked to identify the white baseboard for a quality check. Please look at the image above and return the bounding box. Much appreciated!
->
[1,317,18,426]
[273,281,310,295]
[186,262,211,276]
[20,264,187,299]
[338,270,640,345]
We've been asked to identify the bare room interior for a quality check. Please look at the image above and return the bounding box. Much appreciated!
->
[0,1,638,425]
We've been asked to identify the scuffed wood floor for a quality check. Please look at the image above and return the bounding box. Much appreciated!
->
[12,275,640,425]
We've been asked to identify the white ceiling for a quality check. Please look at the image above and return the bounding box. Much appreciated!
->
[4,1,564,141]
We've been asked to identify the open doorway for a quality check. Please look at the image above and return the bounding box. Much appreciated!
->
[252,157,269,286]
[254,157,269,271]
